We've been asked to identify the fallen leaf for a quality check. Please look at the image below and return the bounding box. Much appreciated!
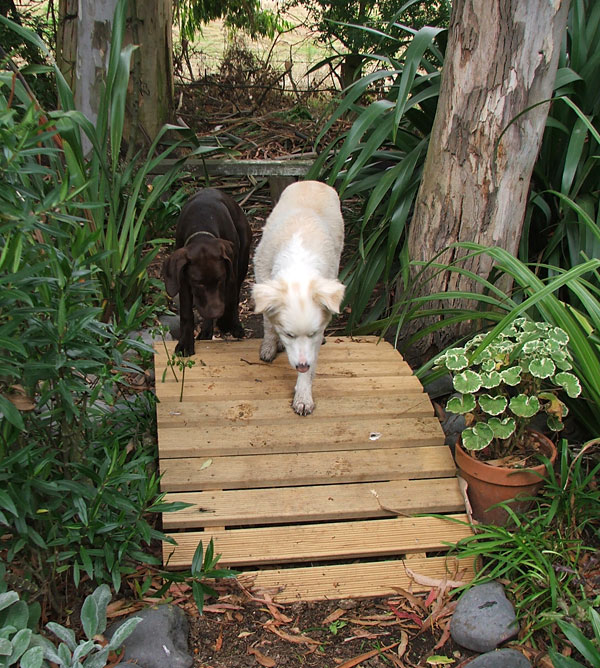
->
[426,655,454,665]
[200,458,213,470]
[336,641,400,668]
[322,608,346,625]
[424,588,438,608]
[397,630,409,658]
[433,620,452,650]
[247,646,276,667]
[389,588,427,611]
[388,602,422,627]
[405,567,467,590]
[344,630,390,641]
[383,652,407,668]
[202,603,243,613]
[264,622,320,645]
[262,603,293,624]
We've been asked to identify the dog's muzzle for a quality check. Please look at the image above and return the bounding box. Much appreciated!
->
[296,363,310,373]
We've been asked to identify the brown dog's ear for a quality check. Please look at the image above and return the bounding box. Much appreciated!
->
[312,277,346,314]
[218,240,236,279]
[163,248,189,297]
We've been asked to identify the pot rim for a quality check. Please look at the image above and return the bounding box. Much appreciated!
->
[455,429,557,486]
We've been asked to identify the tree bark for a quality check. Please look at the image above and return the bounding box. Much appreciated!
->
[56,0,172,148]
[399,0,570,359]
[128,0,173,148]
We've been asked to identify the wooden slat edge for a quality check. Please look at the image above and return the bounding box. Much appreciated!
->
[162,515,472,568]
[236,556,475,602]
[161,479,465,529]
[159,446,455,492]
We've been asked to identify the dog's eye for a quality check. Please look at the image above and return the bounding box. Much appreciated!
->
[284,331,296,339]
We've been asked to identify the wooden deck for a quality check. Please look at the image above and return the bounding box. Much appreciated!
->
[154,336,474,602]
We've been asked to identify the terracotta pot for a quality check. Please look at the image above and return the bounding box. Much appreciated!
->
[455,430,557,525]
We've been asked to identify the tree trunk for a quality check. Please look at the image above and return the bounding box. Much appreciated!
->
[127,0,173,148]
[399,0,570,360]
[56,0,172,148]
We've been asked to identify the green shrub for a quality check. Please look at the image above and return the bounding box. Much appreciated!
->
[0,0,217,327]
[0,60,186,598]
[0,573,141,668]
[446,441,599,641]
[549,607,600,667]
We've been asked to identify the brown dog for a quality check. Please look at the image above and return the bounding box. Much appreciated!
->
[163,189,252,356]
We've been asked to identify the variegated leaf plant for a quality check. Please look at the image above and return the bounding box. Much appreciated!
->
[434,318,582,457]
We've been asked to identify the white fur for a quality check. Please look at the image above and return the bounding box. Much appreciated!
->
[252,181,345,415]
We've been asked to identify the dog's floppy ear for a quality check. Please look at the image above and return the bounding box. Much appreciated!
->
[218,240,236,279]
[252,280,285,315]
[313,277,346,314]
[163,248,189,297]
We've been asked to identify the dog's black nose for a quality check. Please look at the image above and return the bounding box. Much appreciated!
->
[296,363,310,373]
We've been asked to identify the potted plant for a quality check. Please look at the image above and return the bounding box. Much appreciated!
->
[434,318,582,524]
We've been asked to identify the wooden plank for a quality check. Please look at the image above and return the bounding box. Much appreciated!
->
[163,515,472,567]
[159,445,456,491]
[155,359,414,381]
[157,394,435,424]
[157,416,444,458]
[237,556,475,602]
[155,375,425,401]
[162,479,465,529]
[151,158,314,177]
[154,337,405,364]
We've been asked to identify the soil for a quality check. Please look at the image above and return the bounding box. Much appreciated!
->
[181,581,482,668]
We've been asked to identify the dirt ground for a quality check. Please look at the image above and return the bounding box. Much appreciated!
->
[181,580,481,668]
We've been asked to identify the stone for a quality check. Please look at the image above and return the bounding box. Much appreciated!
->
[441,411,466,448]
[423,373,454,399]
[158,314,180,340]
[106,604,193,668]
[450,582,519,652]
[463,648,531,667]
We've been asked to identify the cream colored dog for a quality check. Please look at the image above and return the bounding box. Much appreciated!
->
[252,181,345,415]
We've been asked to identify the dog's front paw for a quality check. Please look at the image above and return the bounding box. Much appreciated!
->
[292,394,315,416]
[175,340,194,357]
[230,323,245,339]
[260,339,279,363]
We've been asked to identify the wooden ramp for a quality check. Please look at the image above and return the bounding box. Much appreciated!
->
[154,336,473,602]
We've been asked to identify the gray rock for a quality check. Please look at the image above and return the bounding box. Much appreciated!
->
[464,648,531,667]
[441,412,466,448]
[450,582,519,652]
[107,604,192,668]
[423,373,454,399]
[158,314,180,340]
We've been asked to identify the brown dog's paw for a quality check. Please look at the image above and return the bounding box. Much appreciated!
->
[175,341,194,357]
[230,323,245,339]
